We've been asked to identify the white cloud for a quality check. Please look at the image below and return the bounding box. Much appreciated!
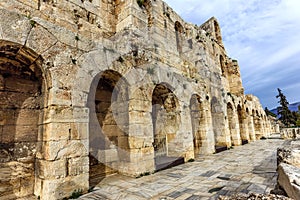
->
[164,0,300,107]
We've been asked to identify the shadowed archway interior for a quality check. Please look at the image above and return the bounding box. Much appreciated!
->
[0,40,45,199]
[88,70,129,187]
[151,83,183,171]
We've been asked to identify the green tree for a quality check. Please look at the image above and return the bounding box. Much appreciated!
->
[264,107,277,118]
[276,88,291,126]
[297,106,300,127]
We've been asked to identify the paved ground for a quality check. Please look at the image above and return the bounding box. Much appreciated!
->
[79,135,287,200]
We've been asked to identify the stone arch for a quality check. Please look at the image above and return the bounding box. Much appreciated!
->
[175,21,184,54]
[151,83,182,170]
[237,104,249,144]
[227,103,240,146]
[214,20,222,44]
[87,69,129,187]
[136,0,153,27]
[253,110,262,139]
[190,94,207,156]
[220,55,226,77]
[0,40,47,198]
[211,96,227,148]
[247,108,255,141]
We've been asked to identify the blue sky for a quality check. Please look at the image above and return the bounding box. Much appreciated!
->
[164,0,300,109]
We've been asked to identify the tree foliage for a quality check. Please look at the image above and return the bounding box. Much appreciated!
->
[276,88,292,126]
[297,106,300,127]
[264,107,276,118]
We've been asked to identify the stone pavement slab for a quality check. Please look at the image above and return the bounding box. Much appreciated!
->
[79,136,286,200]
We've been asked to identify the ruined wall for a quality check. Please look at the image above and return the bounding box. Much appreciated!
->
[0,0,273,199]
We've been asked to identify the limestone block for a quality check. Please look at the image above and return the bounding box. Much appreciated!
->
[97,149,119,163]
[128,99,151,112]
[129,86,152,101]
[43,106,89,123]
[0,91,28,109]
[32,17,77,49]
[77,34,96,52]
[2,125,17,143]
[127,136,153,149]
[39,173,88,200]
[68,156,89,176]
[48,66,79,91]
[56,140,88,160]
[18,0,39,9]
[15,109,39,126]
[40,122,71,141]
[1,160,33,180]
[37,159,67,179]
[118,157,155,177]
[70,122,88,140]
[128,123,153,137]
[47,88,72,106]
[0,74,4,90]
[26,24,57,55]
[112,102,130,115]
[0,9,31,45]
[9,142,36,160]
[14,124,38,142]
[102,125,125,138]
[8,175,34,198]
[278,163,300,200]
[123,147,154,163]
[0,109,16,126]
[71,90,89,107]
[277,147,300,168]
[129,111,152,124]
[40,139,87,160]
[39,140,67,160]
[113,112,129,126]
[4,77,39,94]
[118,136,129,150]
[99,112,117,125]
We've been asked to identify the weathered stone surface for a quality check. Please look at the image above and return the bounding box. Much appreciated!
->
[277,147,300,168]
[0,9,31,45]
[281,128,300,139]
[219,193,293,200]
[0,0,276,199]
[278,163,300,200]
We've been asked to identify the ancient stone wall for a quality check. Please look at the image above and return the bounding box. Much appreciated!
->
[0,0,275,199]
[281,128,300,139]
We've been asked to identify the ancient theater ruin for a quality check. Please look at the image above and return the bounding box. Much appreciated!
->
[0,0,275,199]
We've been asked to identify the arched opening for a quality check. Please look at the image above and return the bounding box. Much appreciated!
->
[214,20,222,43]
[190,94,206,157]
[261,114,265,136]
[247,108,255,141]
[227,103,235,146]
[88,70,129,187]
[211,96,227,151]
[151,83,182,171]
[0,41,45,198]
[175,21,184,54]
[220,55,226,77]
[254,110,262,139]
[237,105,248,144]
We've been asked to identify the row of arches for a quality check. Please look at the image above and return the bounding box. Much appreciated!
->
[86,69,271,187]
[0,40,272,199]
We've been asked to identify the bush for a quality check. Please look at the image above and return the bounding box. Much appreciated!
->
[137,0,145,8]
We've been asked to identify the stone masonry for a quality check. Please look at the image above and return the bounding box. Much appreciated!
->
[0,0,275,199]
